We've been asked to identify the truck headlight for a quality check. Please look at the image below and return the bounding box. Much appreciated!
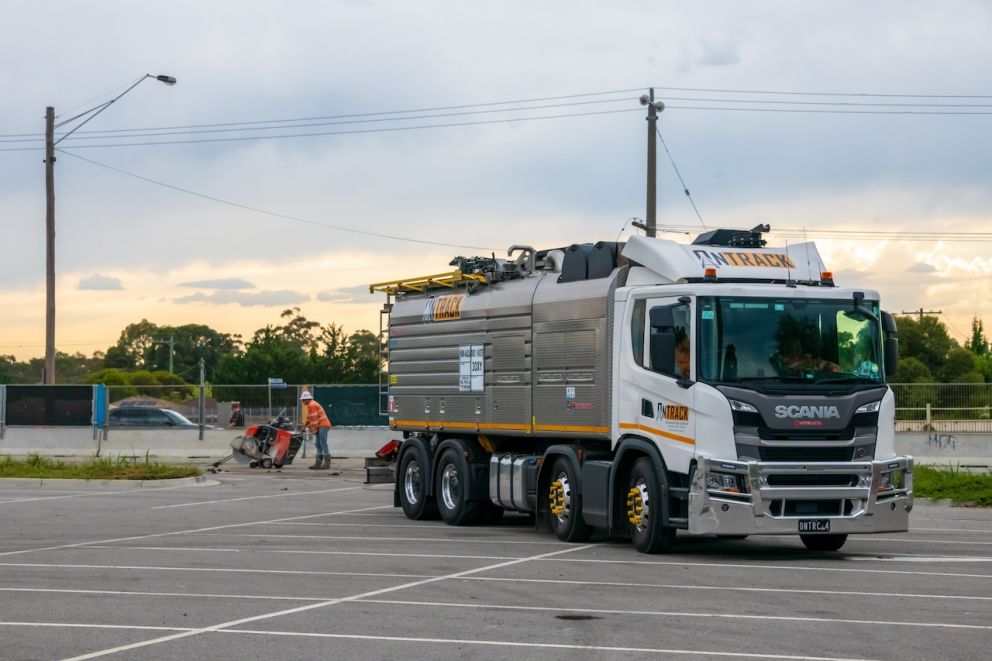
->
[879,469,905,492]
[728,399,758,414]
[855,401,882,414]
[706,472,746,494]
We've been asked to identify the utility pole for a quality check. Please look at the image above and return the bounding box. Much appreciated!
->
[899,308,942,321]
[198,357,206,441]
[640,89,664,239]
[40,74,176,385]
[153,336,175,373]
[44,107,56,384]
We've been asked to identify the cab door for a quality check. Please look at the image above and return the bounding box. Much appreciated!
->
[618,295,696,475]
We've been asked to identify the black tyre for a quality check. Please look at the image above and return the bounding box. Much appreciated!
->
[273,463,284,469]
[260,458,273,469]
[398,444,439,520]
[435,447,480,526]
[548,457,592,542]
[626,457,676,554]
[800,534,848,552]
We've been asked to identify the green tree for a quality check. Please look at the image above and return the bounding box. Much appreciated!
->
[937,348,981,383]
[896,315,956,374]
[103,319,236,380]
[893,357,932,383]
[967,317,989,357]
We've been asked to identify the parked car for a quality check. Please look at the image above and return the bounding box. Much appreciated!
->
[108,406,199,428]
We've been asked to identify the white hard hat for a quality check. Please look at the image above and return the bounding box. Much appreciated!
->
[300,391,313,400]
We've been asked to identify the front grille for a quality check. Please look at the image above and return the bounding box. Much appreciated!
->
[758,426,855,441]
[766,474,858,487]
[760,446,853,462]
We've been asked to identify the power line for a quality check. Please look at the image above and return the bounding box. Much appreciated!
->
[0,87,645,138]
[657,224,992,243]
[1,107,642,152]
[651,85,992,99]
[56,149,501,251]
[656,127,706,230]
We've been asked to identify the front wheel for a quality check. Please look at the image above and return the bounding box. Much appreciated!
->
[800,534,848,552]
[626,457,676,554]
[398,445,438,520]
[548,457,592,542]
[435,448,480,526]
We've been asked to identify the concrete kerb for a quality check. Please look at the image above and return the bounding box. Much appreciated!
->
[0,475,218,489]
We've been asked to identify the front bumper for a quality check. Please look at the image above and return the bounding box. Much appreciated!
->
[688,455,913,536]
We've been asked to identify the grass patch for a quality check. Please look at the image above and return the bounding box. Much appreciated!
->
[0,454,201,481]
[914,464,992,506]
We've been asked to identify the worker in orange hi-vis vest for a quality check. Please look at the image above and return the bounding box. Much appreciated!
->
[301,391,332,470]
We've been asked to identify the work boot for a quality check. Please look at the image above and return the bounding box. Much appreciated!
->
[320,455,331,470]
[308,454,323,470]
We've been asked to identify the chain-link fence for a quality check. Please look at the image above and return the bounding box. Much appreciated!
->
[103,384,387,429]
[891,383,992,432]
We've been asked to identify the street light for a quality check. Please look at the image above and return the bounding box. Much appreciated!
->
[43,73,177,384]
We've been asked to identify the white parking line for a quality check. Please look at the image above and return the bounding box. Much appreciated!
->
[149,485,367,509]
[0,504,391,558]
[221,629,877,661]
[0,482,208,505]
[847,536,992,546]
[80,545,511,561]
[548,557,992,578]
[3,577,991,603]
[0,562,425,580]
[460,576,992,602]
[19,545,992,579]
[0,622,194,632]
[0,587,326,602]
[190,532,563,545]
[59,543,597,660]
[361,597,992,630]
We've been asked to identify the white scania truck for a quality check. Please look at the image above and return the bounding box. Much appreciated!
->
[371,227,912,553]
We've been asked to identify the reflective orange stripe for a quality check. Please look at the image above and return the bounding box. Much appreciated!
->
[619,422,694,446]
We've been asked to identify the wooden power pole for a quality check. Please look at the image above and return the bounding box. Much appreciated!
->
[45,106,56,384]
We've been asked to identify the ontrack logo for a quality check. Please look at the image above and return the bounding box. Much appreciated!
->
[774,405,840,420]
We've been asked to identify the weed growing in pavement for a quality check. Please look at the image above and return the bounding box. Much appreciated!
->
[914,464,992,506]
[0,454,201,480]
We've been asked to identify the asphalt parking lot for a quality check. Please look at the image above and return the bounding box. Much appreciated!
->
[0,462,990,661]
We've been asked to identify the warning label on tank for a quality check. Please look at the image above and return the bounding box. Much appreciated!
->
[459,345,484,392]
[423,294,464,322]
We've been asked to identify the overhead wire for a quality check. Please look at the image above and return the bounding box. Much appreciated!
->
[55,149,502,252]
[0,107,642,151]
[650,85,992,99]
[656,127,706,230]
[0,87,646,138]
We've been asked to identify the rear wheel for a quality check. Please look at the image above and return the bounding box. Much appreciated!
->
[548,457,592,542]
[800,534,848,552]
[626,457,676,554]
[398,445,438,520]
[436,448,480,525]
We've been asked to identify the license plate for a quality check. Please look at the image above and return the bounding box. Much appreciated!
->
[798,519,830,533]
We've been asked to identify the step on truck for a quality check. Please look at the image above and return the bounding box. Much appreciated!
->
[371,226,913,553]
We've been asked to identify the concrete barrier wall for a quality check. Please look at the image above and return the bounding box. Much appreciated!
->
[2,427,989,466]
[0,426,399,461]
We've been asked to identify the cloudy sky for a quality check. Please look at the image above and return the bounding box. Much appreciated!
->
[2,0,991,360]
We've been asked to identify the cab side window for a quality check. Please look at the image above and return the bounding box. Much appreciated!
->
[630,299,646,366]
[672,305,691,378]
[646,302,691,378]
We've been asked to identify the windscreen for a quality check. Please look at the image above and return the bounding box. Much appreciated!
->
[698,296,882,387]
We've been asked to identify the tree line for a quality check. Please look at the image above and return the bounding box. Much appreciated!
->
[0,308,381,385]
[2,310,991,386]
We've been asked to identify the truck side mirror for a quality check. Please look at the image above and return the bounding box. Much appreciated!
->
[650,331,676,375]
[881,311,898,377]
[649,306,674,329]
[884,337,898,378]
